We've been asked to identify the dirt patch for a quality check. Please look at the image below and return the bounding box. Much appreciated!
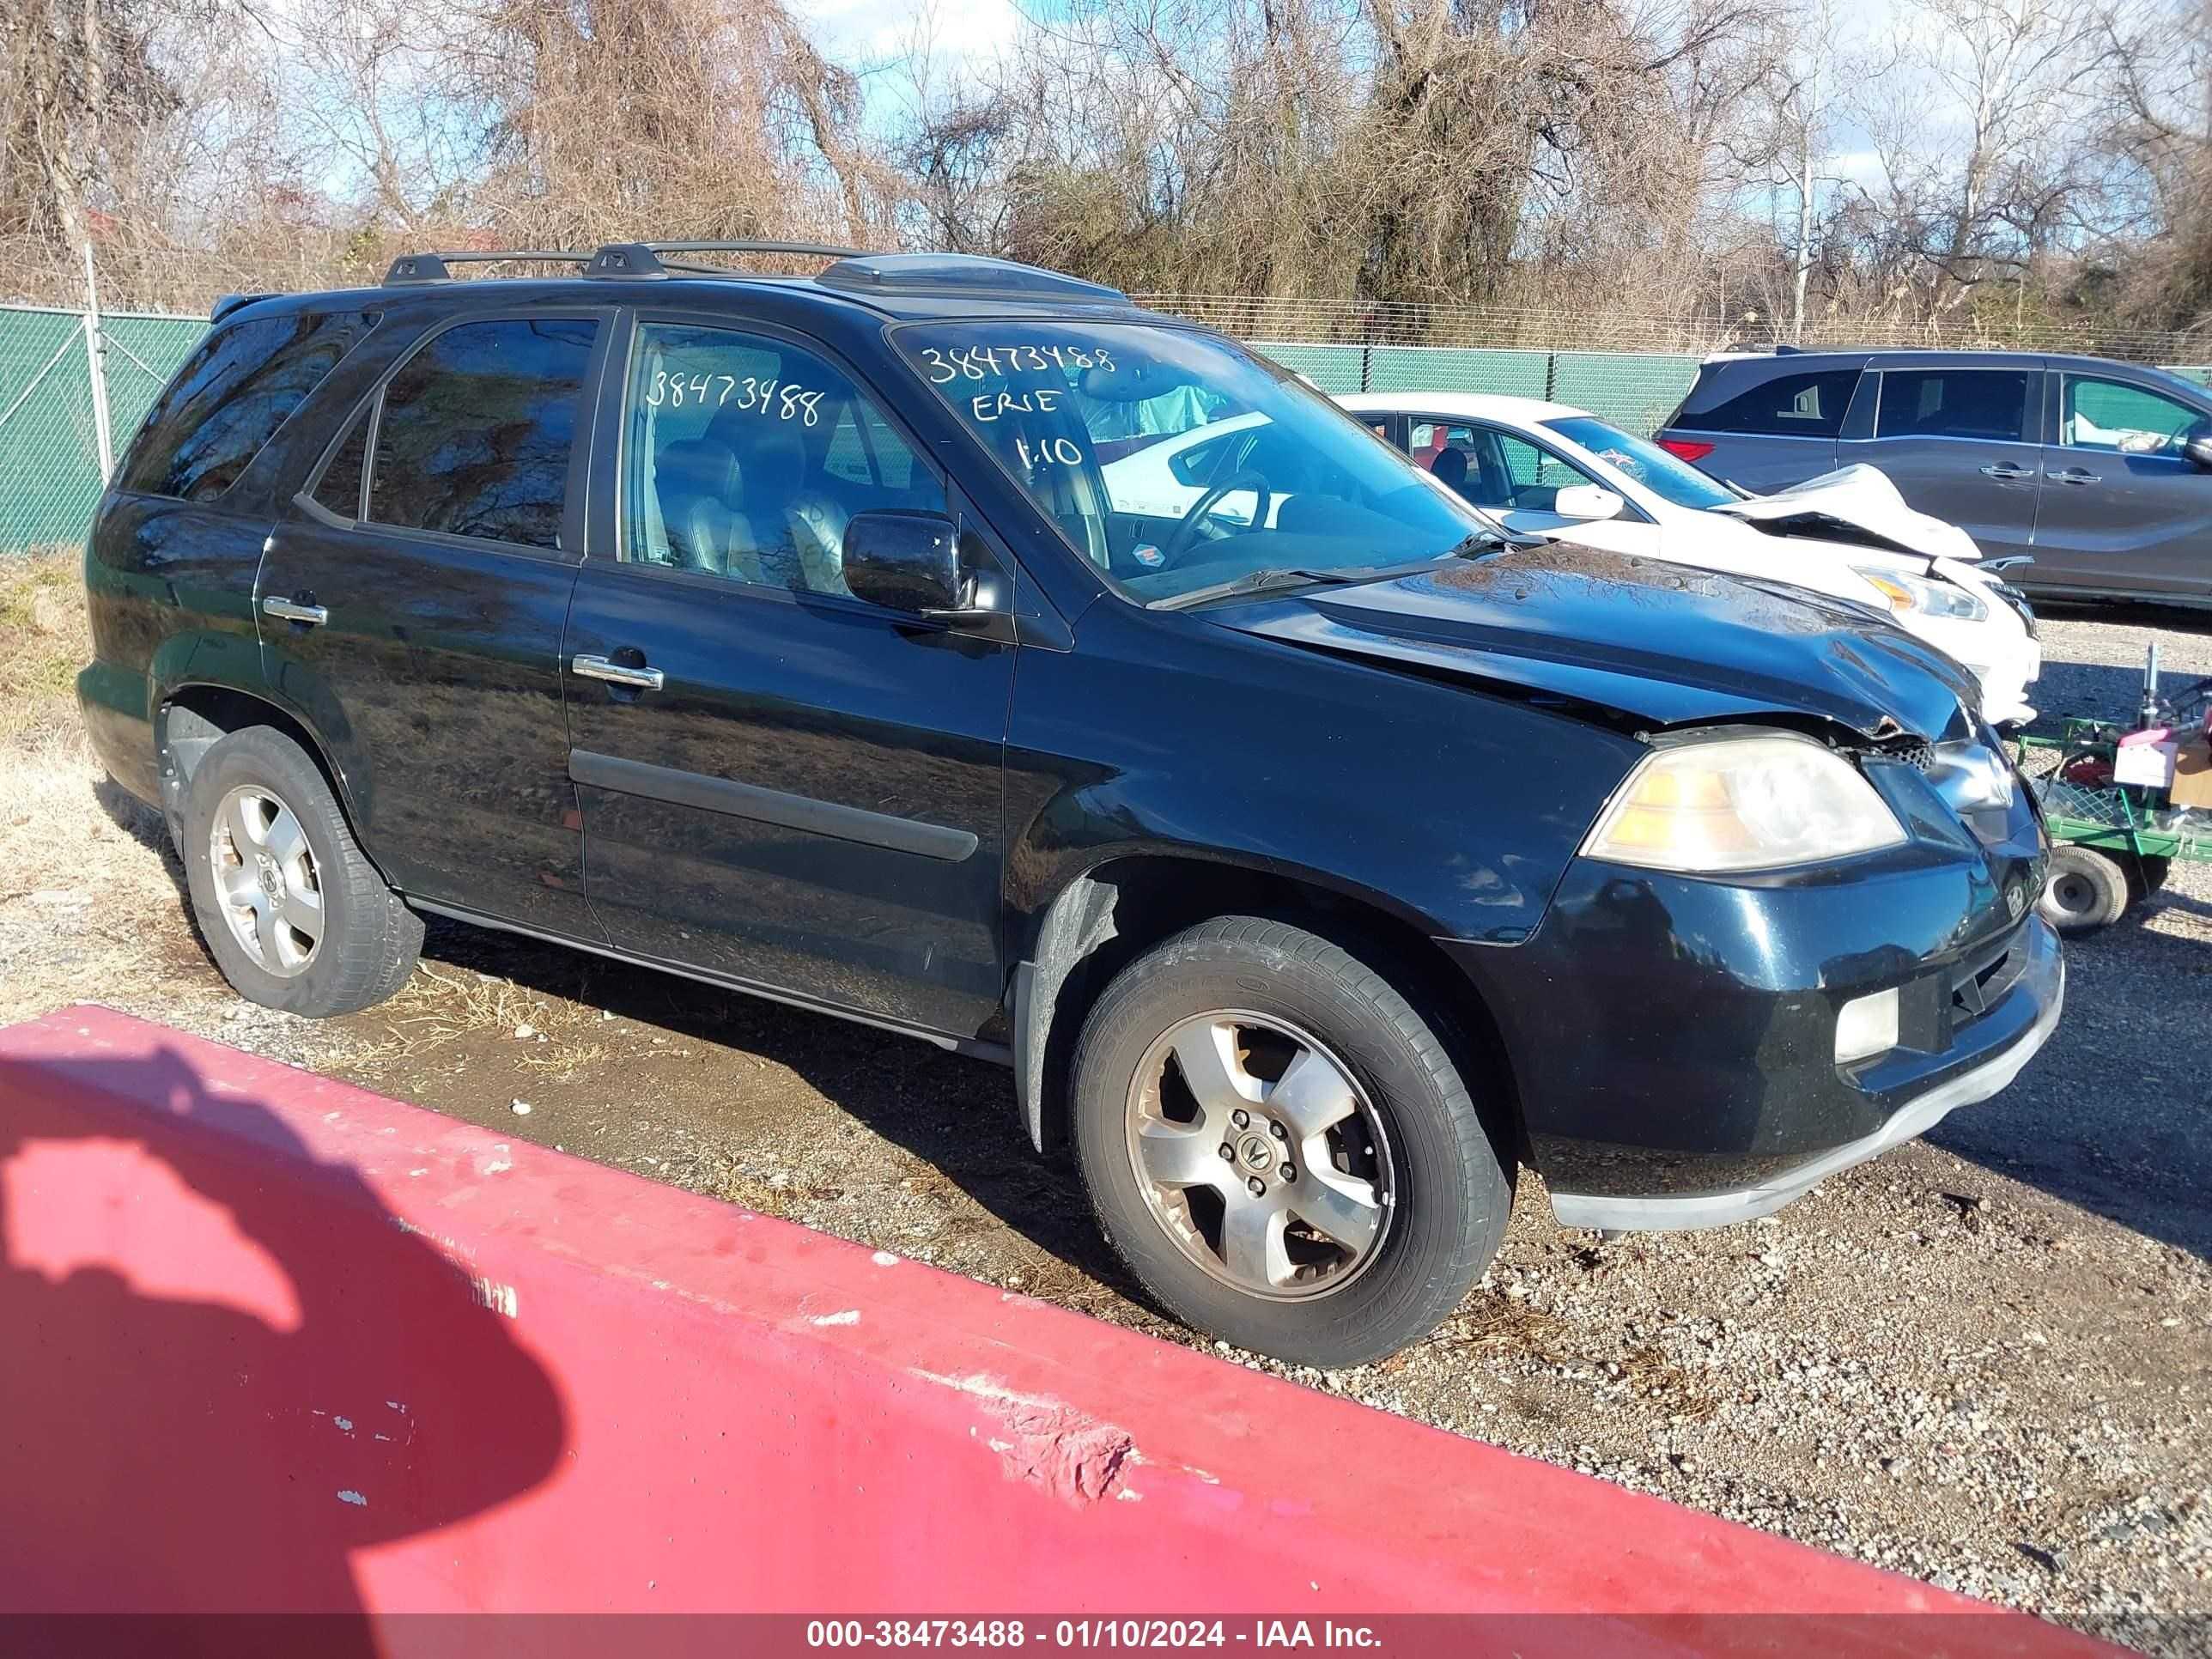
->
[3,549,2208,1651]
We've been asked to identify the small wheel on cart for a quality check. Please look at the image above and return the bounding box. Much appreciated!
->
[2038,845,2130,934]
[2127,855,2172,902]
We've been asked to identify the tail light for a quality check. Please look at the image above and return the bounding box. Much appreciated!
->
[1656,436,1715,463]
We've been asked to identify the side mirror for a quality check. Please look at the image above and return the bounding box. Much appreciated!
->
[1553,483,1625,523]
[2184,433,2212,471]
[843,511,965,613]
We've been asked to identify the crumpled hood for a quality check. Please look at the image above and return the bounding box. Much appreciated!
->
[1217,542,1979,741]
[1710,464,1984,562]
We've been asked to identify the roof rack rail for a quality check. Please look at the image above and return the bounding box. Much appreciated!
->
[382,250,591,286]
[817,253,1126,301]
[586,240,865,280]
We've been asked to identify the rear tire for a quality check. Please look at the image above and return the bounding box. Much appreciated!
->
[181,726,422,1017]
[2128,854,2172,902]
[1070,916,1511,1367]
[2037,844,2129,935]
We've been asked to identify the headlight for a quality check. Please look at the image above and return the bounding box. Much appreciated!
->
[1850,566,1988,623]
[1583,735,1908,872]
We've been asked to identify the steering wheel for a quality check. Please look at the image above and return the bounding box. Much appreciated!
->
[1164,469,1272,562]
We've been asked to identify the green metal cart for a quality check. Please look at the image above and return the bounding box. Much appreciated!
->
[2010,647,2212,933]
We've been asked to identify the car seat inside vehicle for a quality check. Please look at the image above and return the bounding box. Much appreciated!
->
[702,416,850,595]
[654,438,763,581]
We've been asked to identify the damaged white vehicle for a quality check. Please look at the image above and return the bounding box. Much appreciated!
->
[1340,392,2041,726]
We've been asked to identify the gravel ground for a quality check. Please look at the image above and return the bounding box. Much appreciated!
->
[3,580,2209,1651]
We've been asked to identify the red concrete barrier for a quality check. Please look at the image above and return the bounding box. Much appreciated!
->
[0,1005,2107,1655]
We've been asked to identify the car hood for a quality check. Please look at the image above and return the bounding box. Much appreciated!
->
[1709,464,1983,562]
[1214,542,1978,741]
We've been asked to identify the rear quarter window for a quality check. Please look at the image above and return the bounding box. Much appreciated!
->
[1676,366,1860,438]
[119,310,378,501]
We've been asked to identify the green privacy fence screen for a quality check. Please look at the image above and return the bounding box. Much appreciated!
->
[3,298,2209,554]
[1214,341,1692,427]
[0,305,205,551]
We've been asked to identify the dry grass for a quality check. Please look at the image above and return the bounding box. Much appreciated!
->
[0,548,196,1024]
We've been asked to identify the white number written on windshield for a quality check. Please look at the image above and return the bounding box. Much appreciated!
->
[921,343,1118,385]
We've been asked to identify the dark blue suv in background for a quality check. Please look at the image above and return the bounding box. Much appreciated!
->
[1656,349,2212,607]
[80,244,2061,1364]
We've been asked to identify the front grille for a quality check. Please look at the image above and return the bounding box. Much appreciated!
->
[1881,738,1936,775]
[1950,927,2026,1023]
[1992,582,2039,640]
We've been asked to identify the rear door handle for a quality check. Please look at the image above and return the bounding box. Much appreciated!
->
[2050,467,2101,485]
[1979,463,2036,482]
[262,596,328,626]
[571,653,665,691]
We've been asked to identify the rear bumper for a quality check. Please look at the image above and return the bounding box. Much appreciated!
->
[1548,919,2063,1231]
[76,659,160,806]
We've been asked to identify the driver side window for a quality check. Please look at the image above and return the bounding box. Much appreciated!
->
[620,322,945,597]
[1419,423,1586,510]
[2062,376,2206,457]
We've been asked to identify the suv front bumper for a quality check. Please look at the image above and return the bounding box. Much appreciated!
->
[1549,917,2061,1231]
[1441,780,2060,1236]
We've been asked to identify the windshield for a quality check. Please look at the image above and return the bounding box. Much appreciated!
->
[1542,416,1738,512]
[900,322,1491,604]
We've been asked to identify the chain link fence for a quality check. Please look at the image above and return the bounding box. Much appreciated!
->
[1254,343,1704,434]
[1,304,204,552]
[3,291,2209,556]
[1136,292,2212,363]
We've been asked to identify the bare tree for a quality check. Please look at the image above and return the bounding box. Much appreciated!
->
[1723,0,1881,339]
[2092,0,2212,332]
[1852,0,2106,320]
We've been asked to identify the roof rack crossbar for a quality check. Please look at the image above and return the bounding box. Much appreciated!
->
[383,250,591,286]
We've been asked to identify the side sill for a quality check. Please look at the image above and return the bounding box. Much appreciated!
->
[408,897,1014,1066]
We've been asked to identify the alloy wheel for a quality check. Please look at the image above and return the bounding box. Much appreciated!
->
[209,784,325,976]
[1124,1010,1394,1299]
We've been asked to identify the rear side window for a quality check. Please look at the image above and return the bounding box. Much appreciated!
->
[368,318,599,550]
[1876,369,2033,442]
[120,310,376,501]
[1677,367,1859,438]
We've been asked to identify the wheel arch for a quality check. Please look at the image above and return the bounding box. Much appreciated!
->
[1010,851,1522,1164]
[156,682,387,884]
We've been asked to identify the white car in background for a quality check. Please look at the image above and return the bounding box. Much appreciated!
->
[1097,410,1289,528]
[1338,392,2041,726]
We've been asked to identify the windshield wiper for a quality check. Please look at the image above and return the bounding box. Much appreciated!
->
[1149,567,1368,611]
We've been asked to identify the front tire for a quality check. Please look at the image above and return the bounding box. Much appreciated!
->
[1070,916,1511,1367]
[180,726,422,1017]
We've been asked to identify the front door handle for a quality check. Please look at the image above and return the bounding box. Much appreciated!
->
[2050,467,2101,486]
[263,596,328,626]
[1979,463,2036,482]
[571,653,665,691]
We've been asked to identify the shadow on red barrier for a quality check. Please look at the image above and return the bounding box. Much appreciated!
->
[0,1042,566,1641]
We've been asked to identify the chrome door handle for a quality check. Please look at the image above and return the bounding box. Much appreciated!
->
[2051,467,2100,485]
[571,653,664,691]
[1979,463,2035,481]
[262,596,328,626]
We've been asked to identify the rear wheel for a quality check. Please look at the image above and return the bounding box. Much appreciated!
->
[2037,844,2130,935]
[2128,854,2172,902]
[181,726,422,1017]
[1071,916,1510,1367]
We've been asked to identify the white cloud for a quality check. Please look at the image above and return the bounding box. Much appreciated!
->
[791,0,1025,76]
[1825,147,1890,186]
